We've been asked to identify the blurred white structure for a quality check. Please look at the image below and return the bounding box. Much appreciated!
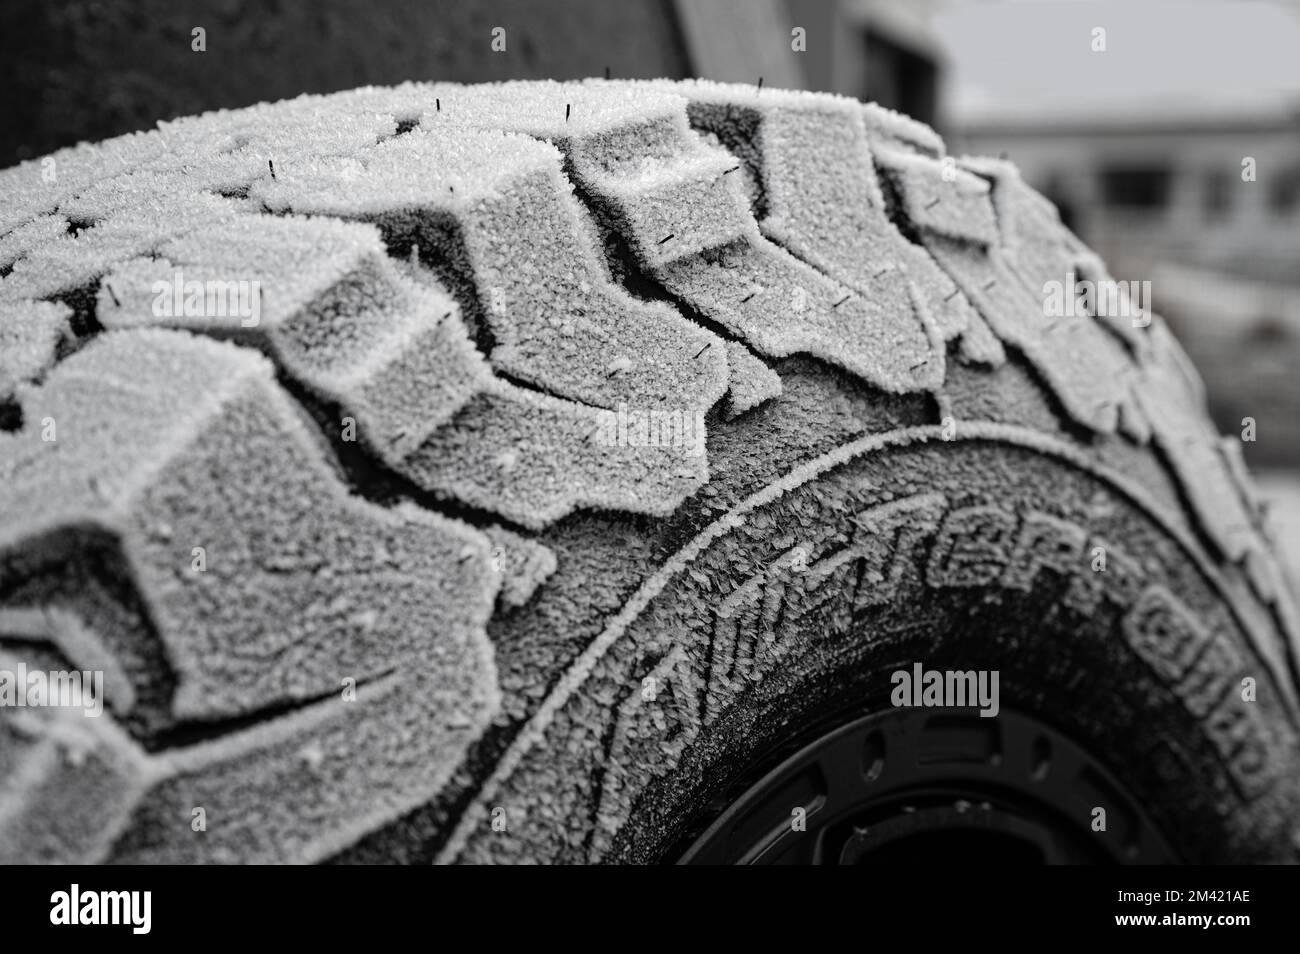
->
[939,0,1300,287]
[955,106,1300,288]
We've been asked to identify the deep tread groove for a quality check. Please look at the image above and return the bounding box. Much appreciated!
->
[146,667,398,752]
[48,281,104,341]
[275,371,536,538]
[372,210,498,360]
[684,102,770,221]
[0,399,20,431]
[64,216,95,238]
[563,161,751,352]
[873,161,925,248]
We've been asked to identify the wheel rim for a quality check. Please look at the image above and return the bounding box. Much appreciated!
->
[676,707,1174,864]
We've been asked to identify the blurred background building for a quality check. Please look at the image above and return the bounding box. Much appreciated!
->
[3,0,1297,576]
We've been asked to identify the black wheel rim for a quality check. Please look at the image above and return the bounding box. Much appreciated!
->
[676,707,1175,864]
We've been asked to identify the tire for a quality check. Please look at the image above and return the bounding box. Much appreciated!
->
[1,79,1297,864]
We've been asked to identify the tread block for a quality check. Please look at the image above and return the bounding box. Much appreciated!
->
[59,168,258,224]
[0,89,401,256]
[1139,323,1257,563]
[656,239,944,392]
[0,606,137,714]
[594,151,752,268]
[875,146,999,247]
[921,235,1137,435]
[397,382,711,529]
[962,156,1149,357]
[957,309,1008,367]
[96,215,482,459]
[673,82,975,346]
[0,536,179,742]
[484,526,559,609]
[0,330,500,727]
[93,214,712,528]
[422,79,689,143]
[114,666,496,864]
[0,195,241,303]
[0,130,175,235]
[415,83,944,394]
[861,101,946,157]
[0,301,72,401]
[249,126,729,412]
[722,340,782,419]
[0,216,70,273]
[0,650,151,864]
[99,214,391,339]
